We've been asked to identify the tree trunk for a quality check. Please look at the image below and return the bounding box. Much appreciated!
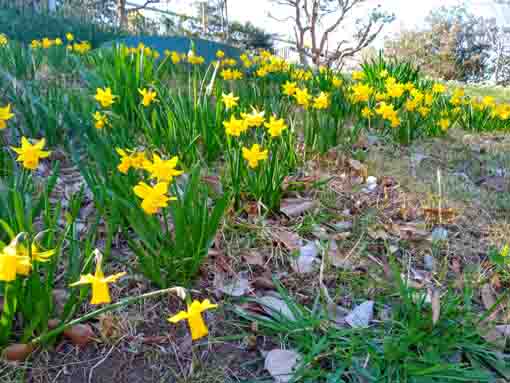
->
[117,0,128,29]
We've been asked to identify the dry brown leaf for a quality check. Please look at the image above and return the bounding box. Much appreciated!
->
[271,228,302,252]
[348,159,368,179]
[264,349,301,383]
[242,251,265,266]
[422,207,458,224]
[280,198,317,217]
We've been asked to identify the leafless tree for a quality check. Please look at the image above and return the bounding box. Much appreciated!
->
[269,0,393,67]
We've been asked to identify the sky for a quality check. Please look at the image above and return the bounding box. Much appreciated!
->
[137,0,510,48]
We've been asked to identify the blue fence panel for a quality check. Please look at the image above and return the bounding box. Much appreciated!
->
[110,35,241,63]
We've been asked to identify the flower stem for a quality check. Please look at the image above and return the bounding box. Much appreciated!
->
[30,286,185,346]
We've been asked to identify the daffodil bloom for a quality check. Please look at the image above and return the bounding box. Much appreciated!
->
[144,154,184,183]
[0,235,27,281]
[11,137,51,170]
[168,299,218,340]
[256,67,268,77]
[386,82,405,98]
[231,69,243,80]
[242,144,268,169]
[222,92,239,110]
[438,118,450,131]
[70,252,126,305]
[424,93,434,106]
[0,234,53,281]
[223,115,248,137]
[294,88,312,108]
[282,81,297,96]
[352,71,366,81]
[332,76,343,88]
[241,107,265,128]
[375,92,388,101]
[501,244,509,257]
[115,149,146,173]
[42,38,53,49]
[93,111,108,129]
[313,92,330,110]
[116,148,134,173]
[482,96,495,108]
[54,38,63,46]
[66,33,74,41]
[432,83,446,94]
[133,182,174,215]
[95,87,117,108]
[31,40,41,49]
[264,116,288,138]
[379,69,389,78]
[171,51,181,64]
[351,83,373,103]
[0,104,14,129]
[216,50,225,59]
[138,88,158,107]
[221,69,233,80]
[405,98,419,112]
[0,34,8,46]
[361,107,373,119]
[418,106,430,117]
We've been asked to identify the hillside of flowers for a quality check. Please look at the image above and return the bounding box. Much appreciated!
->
[0,33,509,382]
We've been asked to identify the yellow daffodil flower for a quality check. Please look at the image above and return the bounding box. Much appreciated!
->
[133,182,175,215]
[386,82,405,98]
[11,137,51,170]
[0,34,8,46]
[282,81,297,96]
[171,51,181,64]
[241,107,265,128]
[332,76,343,88]
[0,104,14,129]
[231,69,243,80]
[144,154,183,183]
[216,50,225,59]
[264,116,288,138]
[432,83,446,94]
[66,33,74,41]
[55,38,63,46]
[222,92,239,109]
[116,149,146,173]
[138,88,158,107]
[313,92,330,110]
[70,251,126,305]
[242,144,268,169]
[42,38,53,49]
[94,87,117,108]
[361,106,373,119]
[93,111,108,130]
[501,244,509,257]
[351,83,373,103]
[438,118,450,131]
[31,40,41,49]
[168,299,218,340]
[379,69,389,78]
[221,69,233,80]
[294,88,311,108]
[0,234,28,281]
[352,71,365,81]
[223,115,248,137]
